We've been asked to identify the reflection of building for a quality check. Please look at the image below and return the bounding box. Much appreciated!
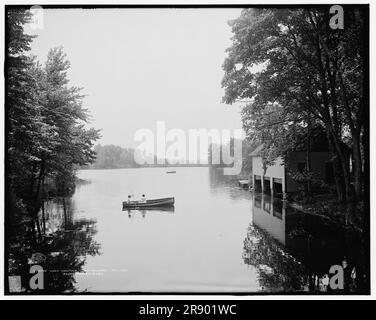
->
[253,194,286,245]
[251,193,362,285]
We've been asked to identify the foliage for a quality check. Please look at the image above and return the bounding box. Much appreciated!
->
[243,224,308,292]
[7,9,100,221]
[222,7,366,201]
[208,138,258,176]
[89,144,140,169]
[8,198,100,293]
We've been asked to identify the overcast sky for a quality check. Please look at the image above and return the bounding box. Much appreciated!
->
[25,8,243,148]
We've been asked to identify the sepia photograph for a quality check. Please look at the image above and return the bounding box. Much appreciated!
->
[4,3,369,295]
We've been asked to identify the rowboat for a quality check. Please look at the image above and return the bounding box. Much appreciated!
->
[122,197,175,209]
[166,171,176,174]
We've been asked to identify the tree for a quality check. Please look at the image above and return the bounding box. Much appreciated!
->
[7,9,41,221]
[29,47,100,211]
[222,7,366,201]
[90,144,140,169]
[7,8,100,221]
[7,9,101,293]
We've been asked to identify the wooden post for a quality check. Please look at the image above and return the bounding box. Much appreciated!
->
[270,177,274,196]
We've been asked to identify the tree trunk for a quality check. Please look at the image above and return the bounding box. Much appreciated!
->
[352,134,363,200]
[63,198,67,227]
[32,158,45,216]
[34,218,42,239]
[329,130,352,201]
[333,159,345,201]
[42,201,46,234]
[305,114,312,196]
[326,130,349,201]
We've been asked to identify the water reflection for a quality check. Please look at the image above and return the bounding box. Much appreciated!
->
[8,168,366,293]
[8,198,100,293]
[124,207,175,219]
[243,224,308,292]
[244,193,366,293]
[208,168,252,201]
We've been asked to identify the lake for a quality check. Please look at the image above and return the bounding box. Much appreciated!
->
[31,167,365,293]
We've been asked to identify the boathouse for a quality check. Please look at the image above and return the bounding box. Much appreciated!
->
[249,131,350,198]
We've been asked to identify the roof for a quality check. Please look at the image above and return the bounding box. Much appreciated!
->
[248,126,352,157]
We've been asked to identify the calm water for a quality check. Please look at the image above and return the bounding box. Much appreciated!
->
[18,167,365,293]
[72,167,257,292]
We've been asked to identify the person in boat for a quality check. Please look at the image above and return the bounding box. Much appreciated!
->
[127,195,132,203]
[140,194,147,203]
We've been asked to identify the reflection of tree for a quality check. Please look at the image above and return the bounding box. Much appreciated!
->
[42,218,100,293]
[208,167,236,189]
[286,211,366,292]
[243,224,308,292]
[8,197,100,293]
[286,210,364,277]
[246,201,366,293]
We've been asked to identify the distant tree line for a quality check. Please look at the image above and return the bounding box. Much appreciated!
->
[88,144,211,169]
[7,9,99,232]
[88,144,140,169]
